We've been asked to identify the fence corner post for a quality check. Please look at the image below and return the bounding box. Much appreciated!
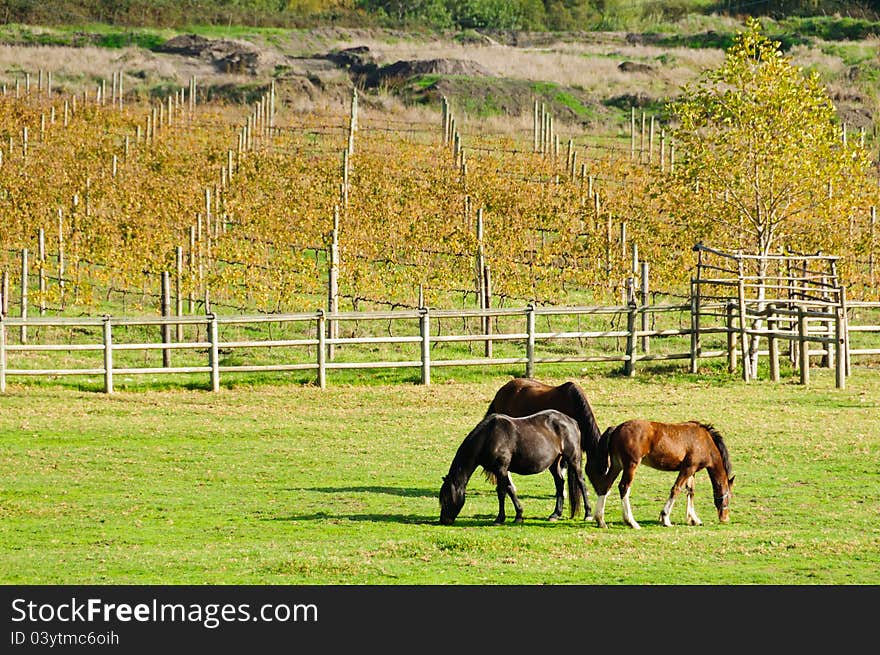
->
[726,302,736,374]
[835,304,846,390]
[208,312,220,392]
[798,306,809,386]
[317,309,326,389]
[103,314,113,394]
[420,306,430,386]
[689,278,698,374]
[0,314,6,393]
[767,303,779,383]
[525,304,535,378]
[624,300,637,377]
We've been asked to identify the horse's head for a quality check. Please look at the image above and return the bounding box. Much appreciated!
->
[714,475,735,523]
[439,475,465,525]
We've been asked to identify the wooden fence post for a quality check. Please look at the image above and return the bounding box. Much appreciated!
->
[0,315,6,392]
[840,285,851,377]
[624,301,637,377]
[835,304,846,390]
[689,278,698,374]
[20,248,28,344]
[317,310,326,389]
[726,303,737,373]
[737,258,750,382]
[420,307,430,386]
[209,313,220,392]
[483,264,492,358]
[38,228,46,315]
[103,315,113,394]
[798,306,809,386]
[767,303,779,382]
[1,270,7,317]
[161,272,171,367]
[175,246,184,342]
[526,304,535,378]
[57,208,65,309]
[640,261,650,353]
[328,206,340,360]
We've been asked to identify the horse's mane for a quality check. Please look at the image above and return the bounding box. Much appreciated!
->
[561,382,602,451]
[699,423,733,480]
[449,414,497,484]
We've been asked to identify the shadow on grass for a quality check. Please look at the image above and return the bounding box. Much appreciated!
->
[266,511,437,525]
[274,484,638,528]
[288,485,438,498]
[265,511,610,528]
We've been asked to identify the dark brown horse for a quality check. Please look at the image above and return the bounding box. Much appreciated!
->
[439,410,590,526]
[591,419,735,529]
[485,377,607,517]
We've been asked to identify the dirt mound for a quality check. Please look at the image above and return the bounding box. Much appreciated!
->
[155,34,211,56]
[320,46,492,89]
[366,58,492,89]
[618,61,655,74]
[156,33,261,74]
[381,58,492,79]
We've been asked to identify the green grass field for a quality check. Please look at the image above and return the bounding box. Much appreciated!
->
[1,362,878,584]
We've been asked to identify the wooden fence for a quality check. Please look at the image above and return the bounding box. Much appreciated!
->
[1,301,879,393]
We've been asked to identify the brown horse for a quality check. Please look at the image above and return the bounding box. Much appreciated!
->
[485,378,607,518]
[591,419,735,529]
[439,410,590,526]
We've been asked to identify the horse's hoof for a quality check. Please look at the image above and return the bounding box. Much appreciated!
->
[687,518,702,526]
[513,516,524,524]
[660,513,673,527]
[493,518,505,525]
[596,520,608,529]
[547,514,560,522]
[584,514,594,522]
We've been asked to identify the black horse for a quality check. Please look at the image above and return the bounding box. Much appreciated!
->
[439,409,590,525]
[485,377,608,517]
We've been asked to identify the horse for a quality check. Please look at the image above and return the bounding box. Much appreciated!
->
[484,377,607,517]
[591,419,735,529]
[439,409,590,526]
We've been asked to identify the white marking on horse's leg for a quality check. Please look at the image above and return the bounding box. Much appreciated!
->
[660,495,675,527]
[621,489,641,529]
[686,483,702,526]
[595,494,608,528]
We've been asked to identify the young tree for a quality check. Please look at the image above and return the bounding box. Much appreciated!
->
[667,18,871,371]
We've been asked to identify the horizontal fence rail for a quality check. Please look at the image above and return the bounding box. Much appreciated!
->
[1,301,878,393]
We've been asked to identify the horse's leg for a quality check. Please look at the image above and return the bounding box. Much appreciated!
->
[619,463,641,529]
[506,472,524,524]
[660,469,695,527]
[574,463,592,522]
[548,458,565,521]
[494,473,507,525]
[594,462,621,528]
[495,471,523,525]
[685,475,702,526]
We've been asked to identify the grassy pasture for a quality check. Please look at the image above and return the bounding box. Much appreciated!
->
[1,363,878,585]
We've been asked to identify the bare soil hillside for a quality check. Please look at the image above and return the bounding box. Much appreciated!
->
[0,25,876,132]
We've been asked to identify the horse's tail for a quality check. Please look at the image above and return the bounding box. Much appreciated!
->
[595,425,614,475]
[563,382,603,454]
[567,459,583,519]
